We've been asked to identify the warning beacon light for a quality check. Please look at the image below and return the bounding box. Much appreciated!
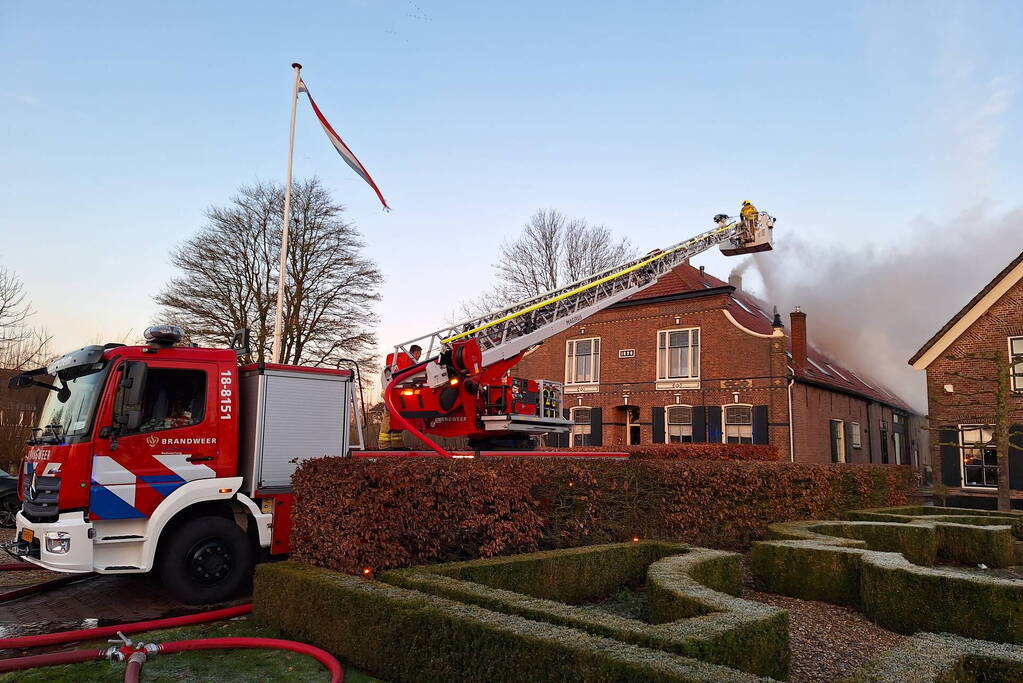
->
[144,324,185,347]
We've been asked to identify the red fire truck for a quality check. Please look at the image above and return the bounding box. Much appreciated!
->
[7,212,772,603]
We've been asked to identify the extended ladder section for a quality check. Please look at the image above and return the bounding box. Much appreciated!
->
[397,215,770,368]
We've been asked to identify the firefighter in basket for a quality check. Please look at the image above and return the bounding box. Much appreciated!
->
[740,200,758,242]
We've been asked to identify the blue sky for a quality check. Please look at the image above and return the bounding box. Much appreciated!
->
[1,1,1020,401]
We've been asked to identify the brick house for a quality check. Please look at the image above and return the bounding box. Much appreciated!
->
[909,251,1023,508]
[517,261,925,466]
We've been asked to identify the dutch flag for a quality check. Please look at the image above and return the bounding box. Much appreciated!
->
[298,78,390,211]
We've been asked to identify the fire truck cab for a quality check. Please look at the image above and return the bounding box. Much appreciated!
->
[8,326,352,603]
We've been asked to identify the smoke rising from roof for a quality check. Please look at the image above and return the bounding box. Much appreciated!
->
[738,207,1023,413]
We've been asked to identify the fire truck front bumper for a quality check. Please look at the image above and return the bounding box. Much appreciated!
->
[13,511,94,573]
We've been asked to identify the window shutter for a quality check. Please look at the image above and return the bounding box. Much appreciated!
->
[692,406,707,442]
[939,428,961,487]
[589,407,603,447]
[706,406,722,443]
[829,421,840,463]
[844,424,854,463]
[652,407,665,444]
[752,405,769,445]
[1010,424,1023,491]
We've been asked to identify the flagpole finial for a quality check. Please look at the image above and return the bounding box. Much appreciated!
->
[291,62,302,69]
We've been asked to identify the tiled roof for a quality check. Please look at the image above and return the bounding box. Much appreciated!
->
[628,262,914,412]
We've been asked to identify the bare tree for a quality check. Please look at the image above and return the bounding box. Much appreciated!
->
[0,269,52,370]
[464,209,634,315]
[932,349,1022,512]
[155,179,382,368]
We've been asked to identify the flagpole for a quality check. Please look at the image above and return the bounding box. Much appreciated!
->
[271,62,302,364]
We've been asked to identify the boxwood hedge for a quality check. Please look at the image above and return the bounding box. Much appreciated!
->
[254,559,772,682]
[752,512,1023,644]
[843,632,1023,682]
[382,542,788,679]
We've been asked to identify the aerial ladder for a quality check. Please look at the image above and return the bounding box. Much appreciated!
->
[383,211,775,456]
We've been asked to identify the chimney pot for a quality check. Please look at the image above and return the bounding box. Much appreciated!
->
[728,273,742,291]
[772,306,783,329]
[790,308,808,375]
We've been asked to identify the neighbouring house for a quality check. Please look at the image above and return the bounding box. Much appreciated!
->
[516,260,926,467]
[909,250,1023,509]
[0,369,46,471]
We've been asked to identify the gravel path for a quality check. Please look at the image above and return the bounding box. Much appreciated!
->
[741,588,906,683]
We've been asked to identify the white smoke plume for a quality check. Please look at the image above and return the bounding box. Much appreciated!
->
[743,207,1023,413]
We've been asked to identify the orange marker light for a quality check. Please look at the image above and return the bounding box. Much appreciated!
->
[362,567,373,576]
[219,488,232,494]
[400,389,415,396]
[450,378,460,385]
[567,481,574,487]
[631,537,641,542]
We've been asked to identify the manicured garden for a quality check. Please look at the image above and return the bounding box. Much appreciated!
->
[257,454,1023,682]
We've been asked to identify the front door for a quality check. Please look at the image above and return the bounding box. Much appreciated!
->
[627,406,640,445]
[90,361,221,520]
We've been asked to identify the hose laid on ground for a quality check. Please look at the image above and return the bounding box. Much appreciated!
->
[155,638,343,682]
[0,563,39,571]
[0,611,344,683]
[0,573,97,605]
[0,647,105,673]
[0,603,252,650]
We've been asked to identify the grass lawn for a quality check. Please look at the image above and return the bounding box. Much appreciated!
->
[0,617,383,682]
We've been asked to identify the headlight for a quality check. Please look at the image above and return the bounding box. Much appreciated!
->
[44,531,71,554]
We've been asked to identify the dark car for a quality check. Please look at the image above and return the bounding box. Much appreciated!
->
[0,468,19,528]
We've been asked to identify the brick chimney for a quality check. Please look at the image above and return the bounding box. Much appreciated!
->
[790,307,807,375]
[728,273,742,291]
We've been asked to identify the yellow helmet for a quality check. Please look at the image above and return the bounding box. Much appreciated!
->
[742,200,751,205]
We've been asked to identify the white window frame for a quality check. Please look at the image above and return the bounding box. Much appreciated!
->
[850,421,862,449]
[830,419,846,463]
[1009,336,1023,392]
[565,337,600,386]
[665,404,694,443]
[722,403,753,444]
[959,424,997,489]
[656,328,701,382]
[569,406,593,447]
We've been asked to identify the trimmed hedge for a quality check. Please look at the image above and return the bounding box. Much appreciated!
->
[291,457,915,574]
[843,632,1023,682]
[381,542,789,679]
[539,443,782,461]
[752,513,1023,643]
[846,505,1023,539]
[254,560,771,682]
[860,553,1023,643]
[408,541,681,603]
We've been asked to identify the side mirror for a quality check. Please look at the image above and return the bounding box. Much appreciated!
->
[113,361,148,431]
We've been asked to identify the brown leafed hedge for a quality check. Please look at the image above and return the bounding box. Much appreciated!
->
[291,457,915,574]
[539,443,782,461]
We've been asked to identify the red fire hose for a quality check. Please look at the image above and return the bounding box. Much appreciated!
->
[0,603,252,649]
[0,604,344,682]
[156,638,343,681]
[0,563,39,571]
[384,362,455,458]
[0,573,97,605]
[0,648,106,673]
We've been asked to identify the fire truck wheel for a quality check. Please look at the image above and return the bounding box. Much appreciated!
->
[159,516,254,604]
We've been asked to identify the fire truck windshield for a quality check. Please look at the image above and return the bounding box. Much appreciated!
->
[35,362,109,444]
